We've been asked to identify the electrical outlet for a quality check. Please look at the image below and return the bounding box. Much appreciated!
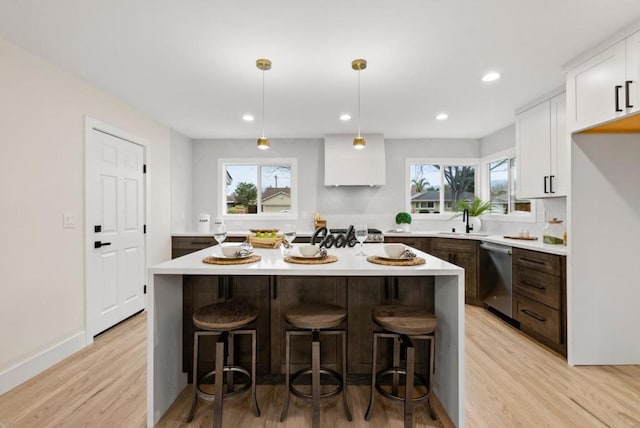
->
[63,212,77,229]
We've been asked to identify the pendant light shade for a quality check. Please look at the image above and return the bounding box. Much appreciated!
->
[352,58,367,149]
[256,58,271,150]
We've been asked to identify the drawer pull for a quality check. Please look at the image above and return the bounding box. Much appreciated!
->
[522,308,546,322]
[521,280,545,290]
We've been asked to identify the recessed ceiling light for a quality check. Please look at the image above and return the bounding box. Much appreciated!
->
[339,113,351,121]
[242,114,254,122]
[435,113,449,121]
[482,72,501,82]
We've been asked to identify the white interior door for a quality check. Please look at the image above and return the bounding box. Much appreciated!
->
[87,127,145,337]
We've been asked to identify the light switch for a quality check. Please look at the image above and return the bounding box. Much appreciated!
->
[63,212,77,229]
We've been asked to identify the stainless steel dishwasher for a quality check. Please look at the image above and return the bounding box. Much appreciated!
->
[480,242,513,318]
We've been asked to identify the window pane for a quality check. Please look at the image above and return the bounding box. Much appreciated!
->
[443,165,475,212]
[410,164,441,214]
[261,165,292,213]
[510,158,531,213]
[226,165,257,214]
[489,159,509,214]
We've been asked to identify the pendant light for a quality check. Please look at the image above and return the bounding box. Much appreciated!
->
[352,58,367,149]
[256,58,271,150]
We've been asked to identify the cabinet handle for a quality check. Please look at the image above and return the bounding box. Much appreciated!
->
[521,308,546,322]
[626,80,634,108]
[521,280,545,290]
[549,175,555,194]
[543,176,549,194]
[615,85,623,112]
[271,276,277,300]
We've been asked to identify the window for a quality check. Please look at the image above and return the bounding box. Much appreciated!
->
[221,159,297,217]
[408,161,477,215]
[488,158,530,214]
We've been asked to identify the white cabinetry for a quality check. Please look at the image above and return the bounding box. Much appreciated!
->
[567,30,640,132]
[516,93,566,198]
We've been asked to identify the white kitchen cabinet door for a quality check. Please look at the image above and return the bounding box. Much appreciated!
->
[549,93,567,196]
[516,100,551,199]
[566,40,626,133]
[625,30,640,115]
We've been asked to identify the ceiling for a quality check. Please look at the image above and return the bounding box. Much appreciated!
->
[2,1,640,140]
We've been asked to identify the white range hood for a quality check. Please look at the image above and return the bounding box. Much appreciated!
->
[324,134,386,186]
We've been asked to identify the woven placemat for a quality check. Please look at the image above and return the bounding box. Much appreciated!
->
[366,256,425,266]
[284,255,338,265]
[203,255,262,265]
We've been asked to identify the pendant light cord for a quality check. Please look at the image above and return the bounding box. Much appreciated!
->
[357,69,361,138]
[261,69,266,139]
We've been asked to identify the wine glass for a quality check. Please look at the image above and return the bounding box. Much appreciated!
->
[283,224,296,254]
[213,223,227,256]
[354,224,368,256]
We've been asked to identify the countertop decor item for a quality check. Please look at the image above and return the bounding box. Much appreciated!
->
[248,235,283,248]
[366,255,425,266]
[284,254,337,264]
[395,212,412,232]
[202,255,262,265]
[543,218,565,245]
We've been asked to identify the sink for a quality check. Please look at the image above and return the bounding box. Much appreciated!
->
[437,231,490,237]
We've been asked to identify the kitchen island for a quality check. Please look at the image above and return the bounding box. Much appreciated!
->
[147,244,465,427]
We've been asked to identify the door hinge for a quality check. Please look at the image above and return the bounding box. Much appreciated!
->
[143,164,147,174]
[144,285,147,294]
[143,224,146,234]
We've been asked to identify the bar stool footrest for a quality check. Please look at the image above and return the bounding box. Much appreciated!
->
[197,366,252,401]
[289,368,344,400]
[375,368,430,403]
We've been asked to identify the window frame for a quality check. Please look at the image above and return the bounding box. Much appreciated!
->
[406,157,480,220]
[480,149,536,223]
[219,158,298,220]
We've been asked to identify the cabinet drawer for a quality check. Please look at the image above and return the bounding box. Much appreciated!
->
[172,237,216,250]
[513,248,561,276]
[513,265,561,310]
[431,238,476,253]
[514,293,561,344]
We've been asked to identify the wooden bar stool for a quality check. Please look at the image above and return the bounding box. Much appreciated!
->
[187,302,260,428]
[280,303,352,428]
[364,305,438,428]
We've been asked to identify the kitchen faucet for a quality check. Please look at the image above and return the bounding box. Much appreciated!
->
[462,208,473,233]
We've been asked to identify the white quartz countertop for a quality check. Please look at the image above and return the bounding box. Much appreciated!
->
[150,243,464,276]
[172,231,567,256]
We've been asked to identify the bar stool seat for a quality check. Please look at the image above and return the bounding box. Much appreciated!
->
[280,303,352,428]
[366,305,438,428]
[187,302,260,428]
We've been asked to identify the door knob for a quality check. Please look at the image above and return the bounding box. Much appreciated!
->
[94,241,112,249]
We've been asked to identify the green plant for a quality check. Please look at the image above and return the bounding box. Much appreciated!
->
[451,197,492,218]
[395,212,412,224]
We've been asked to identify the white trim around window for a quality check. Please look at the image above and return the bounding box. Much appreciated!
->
[406,157,479,220]
[218,158,298,221]
[480,149,537,223]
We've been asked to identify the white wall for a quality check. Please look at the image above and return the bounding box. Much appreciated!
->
[480,124,516,157]
[171,130,193,232]
[191,137,481,231]
[0,37,171,388]
[569,133,640,365]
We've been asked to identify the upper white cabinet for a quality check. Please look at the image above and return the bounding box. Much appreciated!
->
[516,92,567,198]
[567,30,640,132]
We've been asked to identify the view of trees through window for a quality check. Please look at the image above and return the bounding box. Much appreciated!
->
[224,164,292,214]
[410,163,476,214]
[489,158,531,214]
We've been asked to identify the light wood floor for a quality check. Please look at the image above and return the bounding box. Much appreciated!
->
[1,306,639,427]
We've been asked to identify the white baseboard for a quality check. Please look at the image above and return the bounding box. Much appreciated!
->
[0,332,86,396]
